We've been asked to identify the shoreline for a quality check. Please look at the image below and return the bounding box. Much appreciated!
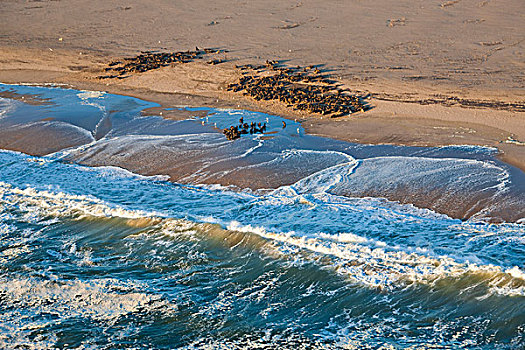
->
[1,46,524,173]
[1,78,524,223]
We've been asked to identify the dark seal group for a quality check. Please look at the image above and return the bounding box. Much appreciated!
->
[222,117,267,140]
[228,60,369,118]
[99,47,224,79]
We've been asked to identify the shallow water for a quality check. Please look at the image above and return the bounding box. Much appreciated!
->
[0,84,524,349]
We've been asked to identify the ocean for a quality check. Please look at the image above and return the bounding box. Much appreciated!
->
[0,83,524,349]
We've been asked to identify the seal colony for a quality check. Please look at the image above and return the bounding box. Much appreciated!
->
[98,48,370,140]
[98,47,225,79]
[228,61,369,118]
[222,117,268,140]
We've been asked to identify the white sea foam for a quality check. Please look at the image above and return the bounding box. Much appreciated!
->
[76,91,106,100]
[226,220,525,295]
[92,133,226,148]
[322,155,513,217]
[41,120,95,140]
[0,245,31,264]
[0,276,176,348]
[1,180,523,296]
[0,97,17,119]
[506,266,525,281]
[2,82,70,87]
[0,222,15,236]
[267,153,510,213]
[289,158,359,194]
[230,148,354,179]
[77,164,171,182]
[312,192,451,220]
[238,135,265,158]
[179,147,354,186]
[436,144,499,154]
[266,156,451,222]
[0,182,160,221]
[0,276,172,322]
[73,89,111,139]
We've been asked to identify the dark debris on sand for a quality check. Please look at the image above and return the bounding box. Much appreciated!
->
[374,93,525,112]
[227,60,370,118]
[98,47,226,79]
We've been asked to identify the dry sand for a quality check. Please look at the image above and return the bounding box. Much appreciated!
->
[0,0,524,170]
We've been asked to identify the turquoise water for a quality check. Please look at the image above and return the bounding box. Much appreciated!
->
[0,84,524,349]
